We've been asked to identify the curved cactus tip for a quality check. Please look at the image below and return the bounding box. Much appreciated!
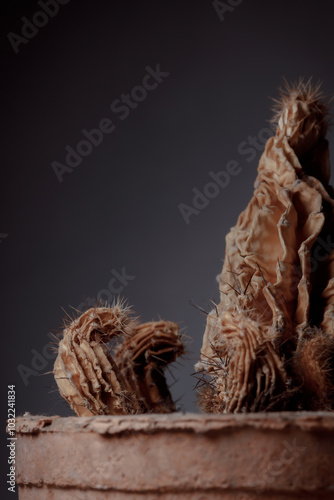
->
[270,77,330,135]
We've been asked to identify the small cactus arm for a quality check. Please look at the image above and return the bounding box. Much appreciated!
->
[196,79,334,412]
[116,321,184,413]
[53,301,184,416]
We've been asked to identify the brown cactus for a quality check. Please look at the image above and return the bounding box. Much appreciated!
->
[116,321,184,413]
[196,79,334,412]
[54,301,184,416]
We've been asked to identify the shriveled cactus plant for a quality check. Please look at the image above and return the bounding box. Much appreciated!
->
[54,300,184,416]
[195,80,334,412]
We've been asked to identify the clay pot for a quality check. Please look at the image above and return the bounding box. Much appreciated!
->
[16,412,334,499]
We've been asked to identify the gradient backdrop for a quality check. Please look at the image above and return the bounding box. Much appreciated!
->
[2,1,334,497]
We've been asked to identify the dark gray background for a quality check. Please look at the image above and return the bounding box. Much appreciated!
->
[2,1,334,497]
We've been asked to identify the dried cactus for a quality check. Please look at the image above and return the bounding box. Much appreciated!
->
[116,321,183,413]
[196,79,334,412]
[54,301,184,416]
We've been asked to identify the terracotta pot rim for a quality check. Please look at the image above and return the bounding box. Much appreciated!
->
[15,411,334,499]
[15,410,334,436]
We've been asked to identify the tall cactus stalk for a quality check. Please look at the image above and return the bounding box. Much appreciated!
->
[196,80,334,412]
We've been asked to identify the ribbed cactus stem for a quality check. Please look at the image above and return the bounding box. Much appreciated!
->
[196,79,334,412]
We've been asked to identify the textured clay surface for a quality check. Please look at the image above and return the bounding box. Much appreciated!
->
[15,412,334,499]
